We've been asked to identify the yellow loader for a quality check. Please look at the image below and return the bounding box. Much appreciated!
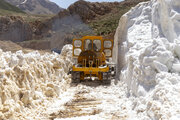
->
[69,36,116,84]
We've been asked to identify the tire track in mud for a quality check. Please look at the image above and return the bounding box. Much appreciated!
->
[56,92,102,118]
[49,80,129,120]
[49,81,104,119]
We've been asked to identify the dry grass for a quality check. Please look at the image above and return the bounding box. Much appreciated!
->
[0,40,22,52]
[0,40,38,53]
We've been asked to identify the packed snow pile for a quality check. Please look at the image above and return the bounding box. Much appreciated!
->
[0,45,72,119]
[113,0,180,119]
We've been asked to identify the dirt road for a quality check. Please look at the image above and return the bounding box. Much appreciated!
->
[48,80,133,120]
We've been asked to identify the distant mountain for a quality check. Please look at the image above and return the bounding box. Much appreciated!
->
[0,0,24,13]
[4,0,64,14]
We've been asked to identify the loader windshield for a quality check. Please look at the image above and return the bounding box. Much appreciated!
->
[85,39,101,51]
[93,40,101,51]
[85,39,92,50]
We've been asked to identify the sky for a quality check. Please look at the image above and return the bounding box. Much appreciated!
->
[50,0,123,9]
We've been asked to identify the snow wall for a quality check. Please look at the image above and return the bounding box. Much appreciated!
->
[0,45,72,119]
[113,0,180,119]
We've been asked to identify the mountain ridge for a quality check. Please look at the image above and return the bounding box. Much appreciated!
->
[0,0,24,13]
[4,0,64,14]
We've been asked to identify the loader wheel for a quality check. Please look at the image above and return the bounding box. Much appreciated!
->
[110,66,116,79]
[102,72,111,85]
[112,66,116,78]
[71,72,80,83]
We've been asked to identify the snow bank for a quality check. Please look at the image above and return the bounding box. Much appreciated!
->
[0,45,72,119]
[113,0,180,119]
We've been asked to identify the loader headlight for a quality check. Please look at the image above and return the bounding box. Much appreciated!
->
[104,49,112,57]
[74,48,82,56]
[104,41,112,48]
[74,40,82,47]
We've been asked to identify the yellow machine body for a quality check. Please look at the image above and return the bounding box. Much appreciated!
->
[71,36,115,83]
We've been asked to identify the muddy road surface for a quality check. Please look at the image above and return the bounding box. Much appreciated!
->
[48,80,132,120]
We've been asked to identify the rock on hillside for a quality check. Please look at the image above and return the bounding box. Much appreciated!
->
[4,0,63,14]
[68,0,150,23]
[0,16,32,42]
[68,0,113,22]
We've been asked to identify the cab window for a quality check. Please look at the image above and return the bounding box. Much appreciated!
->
[93,40,101,51]
[85,39,92,50]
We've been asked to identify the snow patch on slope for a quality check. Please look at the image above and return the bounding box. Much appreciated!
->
[113,0,180,119]
[21,0,27,4]
[0,45,73,119]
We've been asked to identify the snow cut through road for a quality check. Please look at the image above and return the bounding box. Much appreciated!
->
[49,80,133,120]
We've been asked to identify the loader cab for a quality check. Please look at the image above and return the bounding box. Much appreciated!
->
[73,36,113,58]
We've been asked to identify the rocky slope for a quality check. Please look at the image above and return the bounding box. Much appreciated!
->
[31,0,149,50]
[68,0,149,23]
[0,0,149,50]
[4,0,63,14]
[0,16,32,42]
[68,0,113,22]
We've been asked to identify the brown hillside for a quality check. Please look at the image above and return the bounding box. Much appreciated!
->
[0,16,32,42]
[0,0,150,50]
[35,0,150,36]
[32,0,150,49]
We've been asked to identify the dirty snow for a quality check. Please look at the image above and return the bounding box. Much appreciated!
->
[113,0,180,119]
[0,45,73,119]
[21,0,28,4]
[53,80,133,120]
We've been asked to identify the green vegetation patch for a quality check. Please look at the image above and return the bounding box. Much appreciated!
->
[0,0,24,13]
[89,6,131,36]
[89,0,149,37]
